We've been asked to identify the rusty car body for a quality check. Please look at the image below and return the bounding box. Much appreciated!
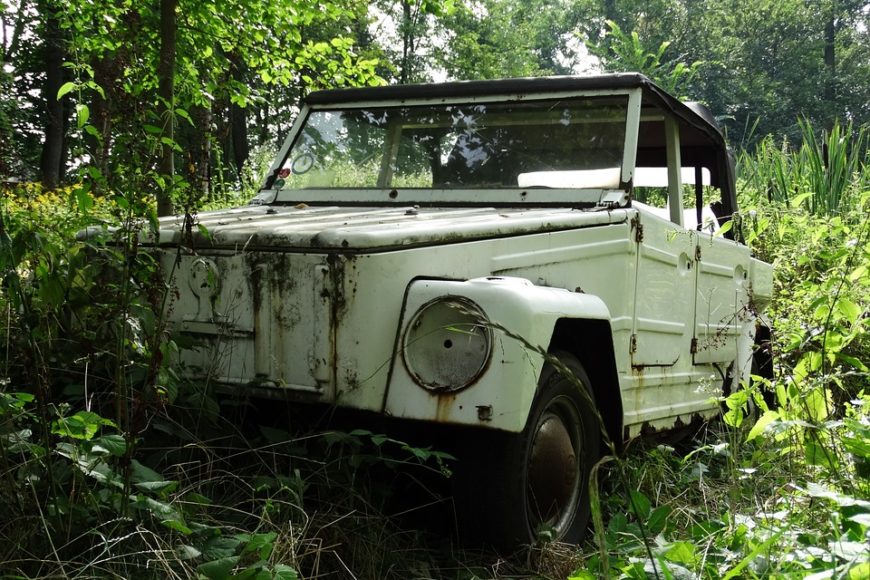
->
[151,74,774,547]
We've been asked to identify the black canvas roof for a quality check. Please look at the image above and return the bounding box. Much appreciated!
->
[305,73,726,146]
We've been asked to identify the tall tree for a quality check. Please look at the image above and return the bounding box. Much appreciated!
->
[38,0,64,189]
[5,0,382,209]
[156,0,176,216]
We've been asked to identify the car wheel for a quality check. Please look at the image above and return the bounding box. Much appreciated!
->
[455,352,601,548]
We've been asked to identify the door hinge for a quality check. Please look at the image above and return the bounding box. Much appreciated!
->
[694,245,702,262]
[630,333,638,354]
[690,337,698,354]
[631,215,644,243]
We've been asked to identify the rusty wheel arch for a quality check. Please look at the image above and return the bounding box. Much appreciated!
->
[547,318,623,451]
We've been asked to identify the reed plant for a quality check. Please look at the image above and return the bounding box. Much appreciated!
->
[739,119,868,215]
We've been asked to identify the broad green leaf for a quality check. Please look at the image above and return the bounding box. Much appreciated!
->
[197,223,212,241]
[664,541,697,566]
[198,556,239,580]
[137,496,177,517]
[848,563,870,580]
[52,411,113,440]
[746,410,779,442]
[76,103,89,128]
[174,107,193,125]
[74,187,94,212]
[790,191,813,208]
[273,565,299,580]
[713,219,733,237]
[804,439,837,469]
[135,480,177,493]
[804,388,830,422]
[57,81,77,99]
[91,434,126,456]
[131,459,165,483]
[647,505,672,534]
[836,298,862,324]
[849,265,868,282]
[836,353,868,372]
[162,518,193,535]
[240,532,277,560]
[628,490,650,520]
[184,492,213,506]
[202,535,243,560]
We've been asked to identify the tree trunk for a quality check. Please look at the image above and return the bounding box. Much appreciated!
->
[229,52,249,177]
[156,0,176,216]
[823,3,836,127]
[400,0,413,84]
[190,104,211,200]
[39,2,64,190]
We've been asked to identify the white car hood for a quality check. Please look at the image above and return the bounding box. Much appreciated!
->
[149,204,631,251]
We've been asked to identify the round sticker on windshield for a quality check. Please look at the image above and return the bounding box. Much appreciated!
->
[291,152,315,175]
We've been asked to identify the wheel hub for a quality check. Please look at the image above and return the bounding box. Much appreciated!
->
[528,408,580,526]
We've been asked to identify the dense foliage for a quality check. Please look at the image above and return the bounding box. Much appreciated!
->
[1,0,869,578]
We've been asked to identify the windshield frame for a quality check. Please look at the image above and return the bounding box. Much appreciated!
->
[261,88,642,208]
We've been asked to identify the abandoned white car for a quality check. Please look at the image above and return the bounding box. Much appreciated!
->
[153,74,774,547]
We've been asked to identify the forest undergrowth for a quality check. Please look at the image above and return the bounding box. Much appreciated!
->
[0,120,868,579]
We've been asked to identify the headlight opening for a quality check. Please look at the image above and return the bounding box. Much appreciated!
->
[402,296,493,392]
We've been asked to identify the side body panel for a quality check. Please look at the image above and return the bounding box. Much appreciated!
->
[693,231,752,366]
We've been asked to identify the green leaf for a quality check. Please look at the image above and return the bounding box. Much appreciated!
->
[162,518,193,535]
[91,434,126,456]
[74,186,95,212]
[131,459,168,484]
[746,410,779,442]
[57,81,77,100]
[836,298,862,324]
[647,505,672,534]
[722,530,783,579]
[136,480,178,493]
[161,136,182,152]
[804,439,837,468]
[849,265,868,282]
[272,564,299,580]
[52,411,113,440]
[836,353,868,372]
[713,219,733,237]
[184,492,213,506]
[198,556,239,580]
[174,107,194,126]
[197,223,212,241]
[664,541,697,566]
[240,532,277,560]
[76,103,90,128]
[848,562,870,580]
[790,191,813,208]
[202,535,243,560]
[628,490,650,520]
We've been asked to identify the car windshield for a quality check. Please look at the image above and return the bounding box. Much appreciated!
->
[272,96,629,192]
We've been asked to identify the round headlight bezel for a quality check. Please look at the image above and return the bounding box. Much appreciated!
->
[401,296,493,393]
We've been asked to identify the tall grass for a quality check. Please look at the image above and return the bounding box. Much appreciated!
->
[739,119,868,215]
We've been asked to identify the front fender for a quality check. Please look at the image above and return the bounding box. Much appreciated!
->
[384,276,611,432]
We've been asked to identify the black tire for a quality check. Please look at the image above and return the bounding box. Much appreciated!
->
[454,352,601,549]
